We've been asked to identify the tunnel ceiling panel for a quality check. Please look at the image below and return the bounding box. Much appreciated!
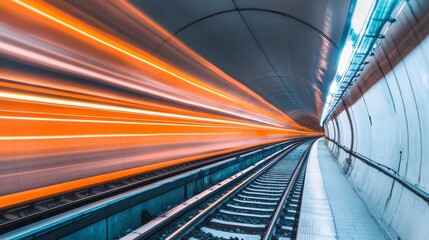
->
[132,0,351,129]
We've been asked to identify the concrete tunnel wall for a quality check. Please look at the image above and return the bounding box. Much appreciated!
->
[324,1,429,239]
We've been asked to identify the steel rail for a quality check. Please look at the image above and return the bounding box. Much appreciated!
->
[263,140,314,240]
[164,140,311,240]
[132,140,305,240]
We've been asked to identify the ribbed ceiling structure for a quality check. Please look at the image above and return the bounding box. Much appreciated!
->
[132,0,352,129]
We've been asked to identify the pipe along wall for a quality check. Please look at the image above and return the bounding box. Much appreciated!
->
[324,1,429,239]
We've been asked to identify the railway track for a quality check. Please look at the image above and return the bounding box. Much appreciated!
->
[264,152,307,240]
[127,140,313,240]
[0,139,301,234]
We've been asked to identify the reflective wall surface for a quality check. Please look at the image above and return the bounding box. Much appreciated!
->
[324,0,429,239]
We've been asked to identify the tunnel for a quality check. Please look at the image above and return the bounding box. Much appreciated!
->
[0,0,428,239]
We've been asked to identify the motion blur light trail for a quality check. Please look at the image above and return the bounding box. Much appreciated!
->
[0,0,319,208]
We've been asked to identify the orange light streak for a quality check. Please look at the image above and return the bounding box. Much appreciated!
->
[8,0,307,129]
[0,139,288,209]
[0,0,321,209]
[12,0,239,102]
[0,91,298,130]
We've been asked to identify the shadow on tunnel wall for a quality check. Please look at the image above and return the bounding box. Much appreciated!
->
[324,1,429,239]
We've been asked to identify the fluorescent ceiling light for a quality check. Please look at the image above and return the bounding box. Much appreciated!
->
[336,40,354,75]
[351,0,375,34]
[328,81,337,94]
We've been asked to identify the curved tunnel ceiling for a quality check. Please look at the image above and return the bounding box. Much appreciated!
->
[131,0,352,130]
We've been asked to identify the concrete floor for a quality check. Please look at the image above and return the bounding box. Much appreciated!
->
[298,139,387,240]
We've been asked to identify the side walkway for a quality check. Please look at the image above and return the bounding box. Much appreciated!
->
[297,139,386,239]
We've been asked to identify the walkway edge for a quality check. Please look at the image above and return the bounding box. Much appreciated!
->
[297,138,337,239]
